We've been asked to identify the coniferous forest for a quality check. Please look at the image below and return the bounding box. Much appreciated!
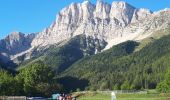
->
[1,33,170,96]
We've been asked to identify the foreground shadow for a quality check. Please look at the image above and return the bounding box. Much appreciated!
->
[58,76,89,92]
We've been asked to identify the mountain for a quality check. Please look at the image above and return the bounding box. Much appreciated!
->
[18,34,107,73]
[1,0,170,94]
[31,0,170,50]
[0,1,170,68]
[60,30,170,91]
[0,32,36,67]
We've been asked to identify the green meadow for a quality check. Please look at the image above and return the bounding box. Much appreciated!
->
[76,91,170,100]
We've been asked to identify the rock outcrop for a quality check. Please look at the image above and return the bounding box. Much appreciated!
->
[0,32,35,63]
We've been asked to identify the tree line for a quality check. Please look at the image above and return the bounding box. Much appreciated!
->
[61,35,170,91]
[0,61,63,96]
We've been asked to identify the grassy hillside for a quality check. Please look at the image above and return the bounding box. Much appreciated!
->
[135,28,170,51]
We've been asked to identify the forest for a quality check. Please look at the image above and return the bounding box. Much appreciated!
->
[1,34,170,96]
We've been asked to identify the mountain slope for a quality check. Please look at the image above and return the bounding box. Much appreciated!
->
[60,30,170,91]
[1,0,170,95]
[0,32,35,67]
[0,1,170,67]
[135,28,170,51]
[18,35,107,73]
[32,1,170,50]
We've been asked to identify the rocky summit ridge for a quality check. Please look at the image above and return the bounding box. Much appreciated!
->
[1,0,170,64]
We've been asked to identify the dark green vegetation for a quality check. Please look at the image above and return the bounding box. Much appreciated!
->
[19,35,107,73]
[1,30,170,96]
[43,35,107,73]
[0,62,2,69]
[0,70,19,96]
[0,61,63,96]
[156,69,170,93]
[0,60,16,74]
[61,34,170,91]
[60,41,139,91]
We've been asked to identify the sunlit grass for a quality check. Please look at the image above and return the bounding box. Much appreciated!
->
[77,92,170,100]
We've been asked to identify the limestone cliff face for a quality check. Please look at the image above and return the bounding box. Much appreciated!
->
[31,1,170,49]
[32,1,136,47]
[0,32,35,63]
[109,1,135,26]
[94,1,111,19]
[1,1,170,64]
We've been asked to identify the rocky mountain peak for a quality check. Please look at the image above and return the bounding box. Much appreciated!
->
[0,32,35,57]
[6,32,24,41]
[94,0,111,19]
[154,8,170,14]
[82,0,91,5]
[81,0,95,20]
[1,1,170,65]
[110,1,136,26]
[31,1,170,49]
[131,8,152,22]
[111,1,130,8]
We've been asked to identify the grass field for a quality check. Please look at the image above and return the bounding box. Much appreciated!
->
[76,91,170,100]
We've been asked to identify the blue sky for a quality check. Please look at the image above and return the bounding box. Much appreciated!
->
[0,0,170,39]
